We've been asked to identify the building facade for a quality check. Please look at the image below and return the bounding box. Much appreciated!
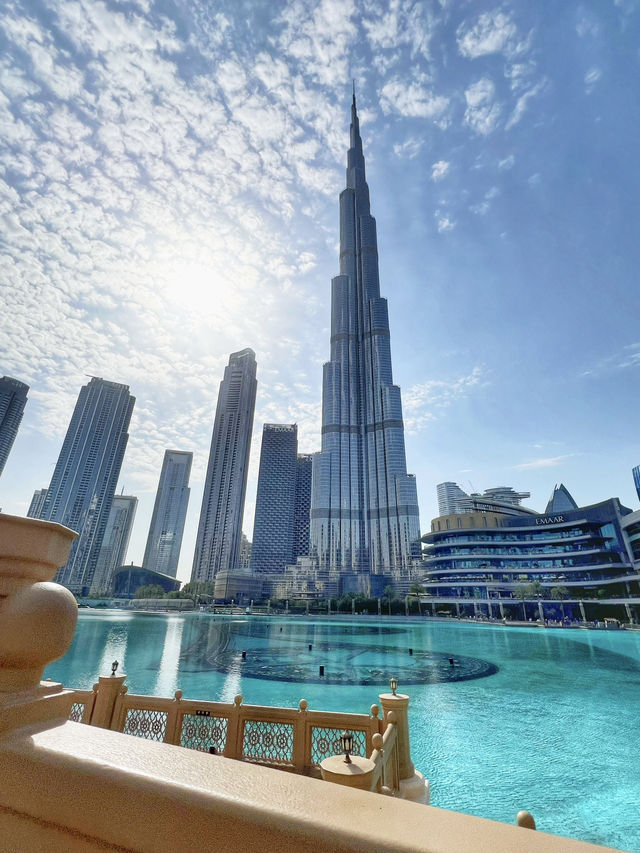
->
[191,349,257,583]
[143,450,192,578]
[293,453,313,560]
[40,377,135,595]
[91,494,138,595]
[421,486,640,621]
[437,482,532,517]
[27,487,48,518]
[250,426,313,579]
[0,376,28,478]
[251,425,298,576]
[632,466,640,503]
[309,95,421,595]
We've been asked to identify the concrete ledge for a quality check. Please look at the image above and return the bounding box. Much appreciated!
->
[0,721,623,853]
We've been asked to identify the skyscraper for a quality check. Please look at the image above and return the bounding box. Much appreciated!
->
[40,377,135,594]
[27,487,48,518]
[251,424,298,576]
[633,466,640,503]
[0,376,29,478]
[309,95,421,594]
[91,494,138,594]
[293,453,313,560]
[191,349,257,583]
[143,449,192,577]
[437,482,470,516]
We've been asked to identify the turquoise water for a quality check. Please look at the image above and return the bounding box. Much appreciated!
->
[45,611,640,852]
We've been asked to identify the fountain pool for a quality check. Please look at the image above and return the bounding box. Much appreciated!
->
[45,611,640,852]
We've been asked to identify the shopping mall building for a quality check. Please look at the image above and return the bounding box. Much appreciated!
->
[420,484,640,623]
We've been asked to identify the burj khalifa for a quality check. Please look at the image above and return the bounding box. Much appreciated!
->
[309,94,421,595]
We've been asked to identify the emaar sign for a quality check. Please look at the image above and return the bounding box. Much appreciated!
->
[535,515,565,525]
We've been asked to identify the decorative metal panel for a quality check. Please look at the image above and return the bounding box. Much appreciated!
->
[69,702,86,723]
[241,720,294,764]
[123,708,167,742]
[180,714,228,754]
[310,726,366,765]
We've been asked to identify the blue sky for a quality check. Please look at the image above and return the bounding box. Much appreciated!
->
[1,0,640,582]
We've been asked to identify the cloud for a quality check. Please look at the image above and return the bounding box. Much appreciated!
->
[380,78,449,123]
[464,78,501,135]
[513,454,575,471]
[403,367,485,432]
[470,186,499,216]
[435,210,455,232]
[498,154,515,170]
[431,160,450,181]
[393,137,424,159]
[581,342,640,377]
[505,81,545,129]
[585,67,602,92]
[457,10,527,60]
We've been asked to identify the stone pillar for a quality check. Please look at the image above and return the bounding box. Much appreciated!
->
[579,600,586,623]
[0,514,77,735]
[320,754,375,790]
[378,692,429,803]
[91,673,127,729]
[499,601,505,619]
[538,601,544,622]
[378,692,413,780]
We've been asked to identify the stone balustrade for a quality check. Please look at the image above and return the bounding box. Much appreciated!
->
[0,513,625,852]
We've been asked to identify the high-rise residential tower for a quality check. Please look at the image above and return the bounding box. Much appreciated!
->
[91,494,138,594]
[143,450,192,577]
[40,377,135,594]
[27,487,48,518]
[251,424,298,576]
[293,453,313,560]
[251,426,313,578]
[191,349,257,583]
[0,376,29,478]
[309,95,421,594]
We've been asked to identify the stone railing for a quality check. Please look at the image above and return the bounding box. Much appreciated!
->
[66,671,424,797]
[0,513,624,852]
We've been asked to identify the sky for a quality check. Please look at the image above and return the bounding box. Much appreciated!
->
[1,0,640,583]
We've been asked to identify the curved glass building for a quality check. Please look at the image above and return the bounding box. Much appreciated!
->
[421,488,640,621]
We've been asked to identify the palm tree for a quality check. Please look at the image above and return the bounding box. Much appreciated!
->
[409,582,426,616]
[514,584,529,621]
[383,584,396,616]
[551,585,569,620]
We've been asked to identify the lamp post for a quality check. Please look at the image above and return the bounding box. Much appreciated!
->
[340,730,354,764]
[390,676,398,696]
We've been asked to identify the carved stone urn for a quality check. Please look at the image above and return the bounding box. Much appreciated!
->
[0,513,78,733]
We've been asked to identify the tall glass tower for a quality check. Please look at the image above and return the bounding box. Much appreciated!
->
[91,494,138,595]
[192,349,257,583]
[310,95,421,594]
[41,377,135,594]
[143,449,192,577]
[0,376,29,478]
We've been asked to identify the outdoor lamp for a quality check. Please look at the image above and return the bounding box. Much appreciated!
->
[340,730,354,764]
[111,660,119,676]
[390,676,398,695]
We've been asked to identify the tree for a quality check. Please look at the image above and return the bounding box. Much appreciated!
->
[514,585,530,621]
[181,581,215,605]
[383,585,396,616]
[551,585,569,619]
[409,583,426,616]
[134,584,165,599]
